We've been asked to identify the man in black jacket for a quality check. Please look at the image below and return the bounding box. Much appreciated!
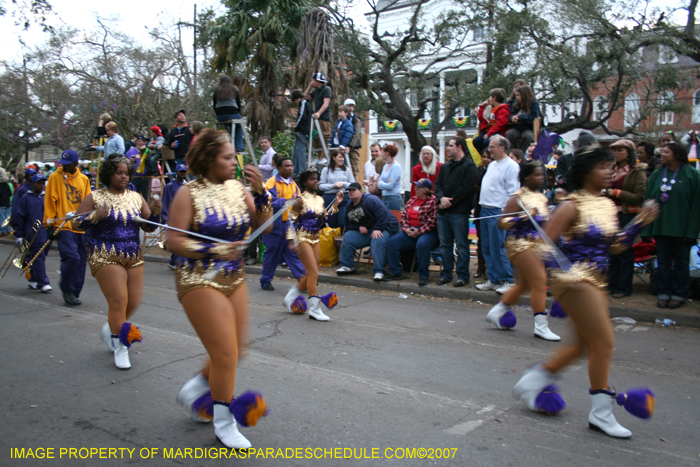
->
[434,137,479,287]
[555,129,596,194]
[164,110,193,166]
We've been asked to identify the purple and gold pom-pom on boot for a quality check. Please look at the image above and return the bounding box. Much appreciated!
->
[213,391,268,449]
[589,386,655,438]
[177,373,214,423]
[512,364,566,415]
[110,322,142,370]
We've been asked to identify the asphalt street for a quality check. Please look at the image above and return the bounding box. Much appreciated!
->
[1,243,699,466]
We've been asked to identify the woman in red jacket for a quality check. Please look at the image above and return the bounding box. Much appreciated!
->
[411,146,442,197]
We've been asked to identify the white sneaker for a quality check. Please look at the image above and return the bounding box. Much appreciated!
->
[336,266,355,275]
[40,285,52,293]
[476,280,496,291]
[112,337,131,370]
[496,282,514,294]
[168,263,177,271]
[373,272,384,281]
[101,323,115,351]
[533,314,561,341]
[27,281,38,290]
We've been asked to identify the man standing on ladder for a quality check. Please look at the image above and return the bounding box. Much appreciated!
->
[344,98,363,180]
[305,72,333,156]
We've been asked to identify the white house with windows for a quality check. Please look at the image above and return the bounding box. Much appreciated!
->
[364,0,488,192]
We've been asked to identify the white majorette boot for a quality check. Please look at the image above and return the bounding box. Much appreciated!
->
[486,302,517,330]
[111,322,142,370]
[512,364,565,415]
[213,403,252,449]
[177,374,213,422]
[283,285,307,314]
[101,322,115,351]
[112,336,131,370]
[588,389,632,438]
[533,313,561,341]
[308,295,330,321]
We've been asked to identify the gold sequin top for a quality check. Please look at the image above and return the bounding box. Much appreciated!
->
[287,191,338,245]
[549,191,654,296]
[498,187,550,261]
[175,178,271,298]
[85,188,145,273]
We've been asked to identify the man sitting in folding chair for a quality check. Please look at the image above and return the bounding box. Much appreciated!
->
[336,183,399,281]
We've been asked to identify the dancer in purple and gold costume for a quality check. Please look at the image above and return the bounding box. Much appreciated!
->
[486,160,560,341]
[284,168,343,321]
[167,129,271,449]
[74,154,162,370]
[512,147,658,439]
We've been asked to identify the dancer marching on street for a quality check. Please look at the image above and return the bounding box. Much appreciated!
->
[486,160,560,341]
[512,147,658,439]
[285,168,343,321]
[44,150,92,306]
[167,129,271,449]
[74,154,162,370]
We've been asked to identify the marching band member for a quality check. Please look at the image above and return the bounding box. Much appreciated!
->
[167,129,271,449]
[285,168,343,321]
[44,150,91,306]
[14,173,51,292]
[74,154,162,370]
[512,147,658,438]
[486,159,560,341]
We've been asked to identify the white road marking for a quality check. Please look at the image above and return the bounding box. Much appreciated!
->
[444,420,484,435]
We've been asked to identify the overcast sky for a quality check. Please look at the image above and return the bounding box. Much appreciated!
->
[0,0,220,63]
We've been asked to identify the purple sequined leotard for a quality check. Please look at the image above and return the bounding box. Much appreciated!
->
[175,178,258,299]
[287,191,338,244]
[86,189,145,275]
[498,187,550,261]
[548,191,652,297]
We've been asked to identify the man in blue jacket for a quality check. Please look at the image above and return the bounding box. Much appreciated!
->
[328,105,354,166]
[336,183,400,281]
[14,173,51,292]
[10,167,37,233]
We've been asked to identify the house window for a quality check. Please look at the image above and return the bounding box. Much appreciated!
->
[624,93,640,128]
[593,96,607,121]
[473,28,486,42]
[658,45,679,64]
[693,90,700,124]
[657,91,674,126]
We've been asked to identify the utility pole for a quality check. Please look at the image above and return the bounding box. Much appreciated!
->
[177,4,198,99]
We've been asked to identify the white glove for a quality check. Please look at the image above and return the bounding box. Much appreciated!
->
[16,237,23,246]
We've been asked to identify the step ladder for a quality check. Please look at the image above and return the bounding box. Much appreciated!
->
[308,118,330,166]
[215,118,259,166]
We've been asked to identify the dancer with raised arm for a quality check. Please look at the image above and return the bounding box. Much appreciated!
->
[285,168,343,321]
[166,129,271,449]
[73,154,162,370]
[486,160,560,341]
[512,147,658,439]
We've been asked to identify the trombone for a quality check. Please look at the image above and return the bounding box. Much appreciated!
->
[0,220,41,280]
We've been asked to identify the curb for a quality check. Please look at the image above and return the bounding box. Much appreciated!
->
[2,236,695,328]
[143,255,699,328]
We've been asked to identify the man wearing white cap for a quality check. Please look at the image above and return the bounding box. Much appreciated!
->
[305,72,333,153]
[344,98,363,179]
